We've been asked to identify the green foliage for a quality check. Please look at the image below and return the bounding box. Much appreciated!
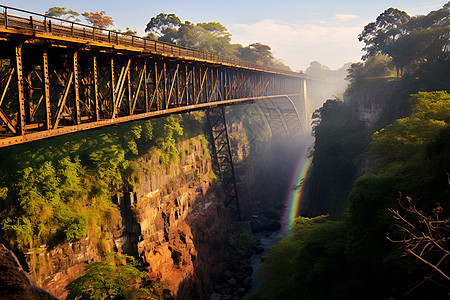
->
[371,91,450,161]
[1,216,33,249]
[358,7,411,60]
[45,7,80,21]
[346,55,395,84]
[308,98,368,216]
[199,135,210,159]
[138,280,171,300]
[237,230,257,255]
[359,3,449,76]
[141,120,154,142]
[0,187,7,199]
[64,214,88,241]
[154,116,183,166]
[65,252,147,300]
[255,216,353,299]
[120,124,142,155]
[0,114,190,249]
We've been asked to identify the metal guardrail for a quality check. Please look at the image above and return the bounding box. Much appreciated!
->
[0,5,304,78]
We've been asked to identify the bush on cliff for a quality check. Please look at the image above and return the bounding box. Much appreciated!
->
[66,252,148,300]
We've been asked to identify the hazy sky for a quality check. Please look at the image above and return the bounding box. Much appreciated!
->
[1,1,446,71]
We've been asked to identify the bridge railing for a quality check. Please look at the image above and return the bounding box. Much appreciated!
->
[0,5,304,78]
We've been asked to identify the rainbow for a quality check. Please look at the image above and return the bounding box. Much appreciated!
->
[281,148,312,235]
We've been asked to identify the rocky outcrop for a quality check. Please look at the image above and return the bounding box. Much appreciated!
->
[0,244,57,300]
[345,79,399,125]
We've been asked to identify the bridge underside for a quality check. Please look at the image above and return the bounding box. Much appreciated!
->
[0,42,306,147]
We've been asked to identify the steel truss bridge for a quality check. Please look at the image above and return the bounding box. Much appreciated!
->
[0,5,313,219]
[0,5,312,147]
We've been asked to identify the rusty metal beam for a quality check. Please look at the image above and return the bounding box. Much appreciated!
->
[15,44,26,135]
[167,63,179,109]
[0,108,16,134]
[0,66,14,107]
[206,105,241,220]
[131,64,145,114]
[93,55,100,121]
[110,56,116,118]
[73,51,81,125]
[53,71,73,129]
[42,51,51,130]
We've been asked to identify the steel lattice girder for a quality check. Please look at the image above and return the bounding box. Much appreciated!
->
[0,40,308,147]
[206,106,241,220]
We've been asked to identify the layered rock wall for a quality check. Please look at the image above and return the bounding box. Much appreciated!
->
[22,136,236,299]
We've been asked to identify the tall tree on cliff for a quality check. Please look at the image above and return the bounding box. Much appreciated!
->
[82,11,114,28]
[359,3,450,77]
[358,8,410,61]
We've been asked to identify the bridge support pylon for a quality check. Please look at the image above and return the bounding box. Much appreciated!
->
[206,106,241,221]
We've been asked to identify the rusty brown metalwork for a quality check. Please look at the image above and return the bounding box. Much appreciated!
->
[0,5,312,147]
[207,106,241,220]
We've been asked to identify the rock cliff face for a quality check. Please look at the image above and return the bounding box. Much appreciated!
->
[345,79,399,125]
[0,244,57,300]
[20,136,237,299]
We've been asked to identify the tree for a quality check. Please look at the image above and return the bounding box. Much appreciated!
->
[358,8,410,60]
[143,13,290,69]
[370,91,450,161]
[66,252,147,300]
[385,27,450,75]
[345,55,394,83]
[45,7,79,22]
[405,2,450,32]
[238,43,274,65]
[145,13,181,37]
[123,27,137,36]
[82,11,114,28]
[388,193,450,292]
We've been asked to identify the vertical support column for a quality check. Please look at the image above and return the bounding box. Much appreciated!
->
[42,50,51,129]
[206,106,241,221]
[144,62,149,112]
[26,70,33,123]
[185,65,189,105]
[300,78,310,130]
[208,67,212,102]
[110,56,116,118]
[154,61,159,110]
[163,62,167,110]
[93,55,100,121]
[204,67,208,103]
[127,66,132,114]
[176,64,180,106]
[73,51,81,125]
[225,69,229,100]
[15,44,26,135]
[192,66,196,104]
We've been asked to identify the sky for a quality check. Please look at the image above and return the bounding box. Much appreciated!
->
[1,1,447,71]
